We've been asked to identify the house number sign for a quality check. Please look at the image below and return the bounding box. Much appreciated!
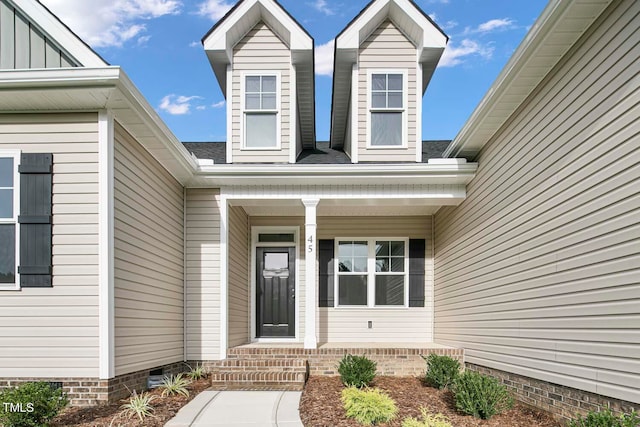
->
[307,235,314,253]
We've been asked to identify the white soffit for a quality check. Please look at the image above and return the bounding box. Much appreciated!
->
[330,0,447,147]
[444,0,614,160]
[7,0,108,67]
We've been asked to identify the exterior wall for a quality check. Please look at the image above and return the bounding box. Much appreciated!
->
[185,188,221,360]
[317,216,433,343]
[357,20,417,162]
[113,123,184,376]
[0,113,99,378]
[228,205,249,347]
[0,0,77,69]
[434,0,640,405]
[231,22,291,163]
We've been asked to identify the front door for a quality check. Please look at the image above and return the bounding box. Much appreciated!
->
[256,247,295,338]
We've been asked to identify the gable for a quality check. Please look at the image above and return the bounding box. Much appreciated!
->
[234,21,289,58]
[360,20,415,63]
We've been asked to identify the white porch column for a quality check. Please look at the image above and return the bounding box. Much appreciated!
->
[302,198,320,349]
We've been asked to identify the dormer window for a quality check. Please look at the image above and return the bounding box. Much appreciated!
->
[369,71,407,147]
[243,73,280,149]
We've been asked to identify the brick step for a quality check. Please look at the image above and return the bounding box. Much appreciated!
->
[211,357,308,391]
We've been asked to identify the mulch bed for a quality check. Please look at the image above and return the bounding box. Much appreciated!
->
[300,376,562,427]
[50,376,211,427]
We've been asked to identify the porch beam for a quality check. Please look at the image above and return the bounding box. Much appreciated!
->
[302,198,320,349]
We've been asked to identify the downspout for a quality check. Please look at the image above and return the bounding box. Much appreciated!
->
[183,187,188,362]
[431,214,435,342]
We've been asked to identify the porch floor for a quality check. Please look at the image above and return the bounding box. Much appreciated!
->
[233,342,456,350]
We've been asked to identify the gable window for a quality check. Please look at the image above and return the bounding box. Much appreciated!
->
[0,151,19,289]
[243,74,279,149]
[369,72,406,147]
[336,238,408,307]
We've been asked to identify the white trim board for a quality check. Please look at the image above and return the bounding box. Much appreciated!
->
[0,149,21,291]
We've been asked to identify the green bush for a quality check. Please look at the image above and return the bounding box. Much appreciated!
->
[0,382,68,427]
[402,408,452,427]
[567,409,640,427]
[453,371,513,420]
[119,390,156,422]
[422,354,460,390]
[338,355,377,388]
[341,387,398,426]
[160,374,191,398]
[186,363,207,380]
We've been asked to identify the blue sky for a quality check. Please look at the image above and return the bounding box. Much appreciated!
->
[41,0,548,142]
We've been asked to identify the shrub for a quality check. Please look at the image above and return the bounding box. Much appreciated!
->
[341,387,398,426]
[160,373,191,398]
[338,355,377,388]
[186,364,207,381]
[0,381,68,427]
[453,371,513,419]
[567,409,640,427]
[119,390,156,422]
[422,354,460,390]
[402,408,452,427]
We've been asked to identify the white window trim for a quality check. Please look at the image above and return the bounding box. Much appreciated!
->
[250,226,300,343]
[334,237,410,309]
[366,69,409,149]
[0,150,21,291]
[240,71,282,151]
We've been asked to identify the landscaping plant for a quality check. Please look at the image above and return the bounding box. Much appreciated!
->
[567,409,640,427]
[422,354,460,390]
[453,371,513,420]
[186,363,208,380]
[119,390,156,422]
[160,373,191,397]
[402,408,453,427]
[0,381,68,427]
[341,387,398,426]
[338,354,377,388]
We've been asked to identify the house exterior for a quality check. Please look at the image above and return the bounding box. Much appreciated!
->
[0,0,637,420]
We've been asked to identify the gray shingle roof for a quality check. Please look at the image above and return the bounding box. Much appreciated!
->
[181,140,452,164]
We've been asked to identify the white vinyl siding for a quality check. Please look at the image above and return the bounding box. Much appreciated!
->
[228,205,249,347]
[357,20,417,162]
[318,216,433,343]
[232,22,291,163]
[186,188,221,360]
[0,113,99,377]
[113,123,184,376]
[434,0,640,404]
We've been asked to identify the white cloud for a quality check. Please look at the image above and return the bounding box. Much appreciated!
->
[464,18,515,35]
[311,0,335,16]
[197,0,233,20]
[40,0,181,48]
[211,101,226,108]
[315,40,334,76]
[196,105,207,111]
[189,41,201,48]
[439,39,494,67]
[158,95,203,115]
[137,35,152,46]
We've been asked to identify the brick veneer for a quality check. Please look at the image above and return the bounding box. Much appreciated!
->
[0,361,188,406]
[467,363,640,422]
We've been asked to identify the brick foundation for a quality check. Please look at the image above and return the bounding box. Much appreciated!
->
[467,363,640,421]
[0,361,189,406]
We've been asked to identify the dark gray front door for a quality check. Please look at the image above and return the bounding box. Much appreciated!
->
[256,247,295,338]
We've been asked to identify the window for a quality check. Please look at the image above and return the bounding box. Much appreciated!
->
[0,152,19,288]
[336,239,408,307]
[244,74,279,149]
[369,72,405,147]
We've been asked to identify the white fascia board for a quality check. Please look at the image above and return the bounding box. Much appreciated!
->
[7,0,107,67]
[444,0,612,159]
[0,67,121,88]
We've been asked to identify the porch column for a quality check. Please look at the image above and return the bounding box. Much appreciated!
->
[302,198,320,349]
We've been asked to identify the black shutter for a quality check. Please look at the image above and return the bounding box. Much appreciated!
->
[409,239,426,307]
[18,153,53,288]
[318,239,335,307]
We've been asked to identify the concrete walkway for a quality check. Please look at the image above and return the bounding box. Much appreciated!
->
[165,390,304,427]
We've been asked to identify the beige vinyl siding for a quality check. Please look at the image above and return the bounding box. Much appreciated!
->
[232,22,291,163]
[113,123,184,376]
[434,0,640,404]
[0,0,77,69]
[186,189,221,360]
[318,216,433,343]
[0,113,99,377]
[228,206,249,347]
[357,20,417,162]
[249,217,305,340]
